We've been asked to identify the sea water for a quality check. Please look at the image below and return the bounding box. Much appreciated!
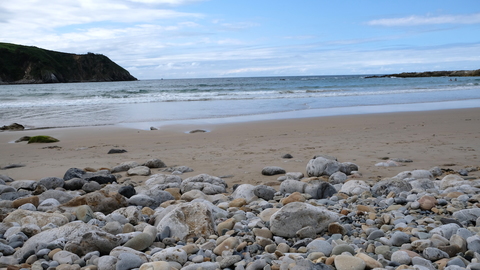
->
[0,75,479,129]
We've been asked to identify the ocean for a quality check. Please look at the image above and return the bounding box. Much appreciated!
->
[1,75,480,129]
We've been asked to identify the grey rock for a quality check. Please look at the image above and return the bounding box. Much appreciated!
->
[155,202,216,241]
[339,180,370,195]
[82,170,117,185]
[331,244,355,255]
[180,174,227,195]
[142,158,166,168]
[0,185,16,194]
[118,185,136,198]
[10,180,37,191]
[340,162,359,175]
[127,166,151,176]
[262,166,286,176]
[97,255,117,270]
[38,190,74,204]
[430,223,461,239]
[253,185,276,201]
[108,149,127,154]
[63,168,86,181]
[422,247,449,261]
[0,242,15,255]
[76,205,95,223]
[111,161,139,173]
[306,239,332,256]
[128,194,155,207]
[37,198,60,212]
[82,181,101,193]
[144,189,175,208]
[371,178,412,196]
[367,230,385,240]
[391,250,411,264]
[391,231,410,246]
[63,178,88,190]
[306,157,342,177]
[181,262,220,270]
[453,208,480,224]
[0,174,14,182]
[38,177,64,190]
[329,171,347,184]
[270,202,339,238]
[285,172,304,180]
[115,252,143,270]
[305,181,336,199]
[279,179,306,194]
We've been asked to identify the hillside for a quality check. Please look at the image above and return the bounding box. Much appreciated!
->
[366,69,480,78]
[0,43,137,84]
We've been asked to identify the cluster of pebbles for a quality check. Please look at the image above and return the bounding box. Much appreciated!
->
[0,154,480,270]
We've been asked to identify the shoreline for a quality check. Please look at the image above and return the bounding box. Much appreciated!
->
[0,107,479,186]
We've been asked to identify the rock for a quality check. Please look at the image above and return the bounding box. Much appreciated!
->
[118,185,136,198]
[139,261,175,270]
[27,135,59,143]
[253,185,275,201]
[231,184,257,203]
[145,174,182,190]
[332,244,355,255]
[329,171,347,184]
[75,205,95,223]
[142,159,166,168]
[61,190,127,214]
[63,178,88,190]
[391,231,410,246]
[371,178,412,196]
[116,252,144,270]
[12,196,39,208]
[355,253,383,269]
[3,209,68,227]
[452,208,480,224]
[391,250,411,264]
[305,181,336,199]
[37,198,61,211]
[155,202,216,241]
[334,255,366,270]
[10,180,37,190]
[440,174,465,190]
[63,168,86,181]
[262,166,286,176]
[82,181,101,193]
[180,174,227,195]
[108,149,127,154]
[423,247,449,261]
[213,237,239,255]
[79,230,121,255]
[52,250,80,264]
[82,170,117,184]
[307,239,333,255]
[38,190,74,204]
[151,247,188,264]
[306,157,342,177]
[340,162,359,175]
[282,153,293,159]
[270,202,339,238]
[0,123,24,130]
[279,179,306,194]
[418,195,437,211]
[98,255,117,270]
[281,192,305,205]
[123,232,155,251]
[339,180,370,195]
[38,177,64,190]
[127,166,151,176]
[111,161,139,173]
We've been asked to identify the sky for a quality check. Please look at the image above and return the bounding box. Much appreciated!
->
[1,0,479,79]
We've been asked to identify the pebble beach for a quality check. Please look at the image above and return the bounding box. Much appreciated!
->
[0,108,480,270]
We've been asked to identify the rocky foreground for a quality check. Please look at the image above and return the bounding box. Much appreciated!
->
[0,155,480,270]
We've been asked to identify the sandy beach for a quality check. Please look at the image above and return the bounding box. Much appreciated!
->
[1,107,479,187]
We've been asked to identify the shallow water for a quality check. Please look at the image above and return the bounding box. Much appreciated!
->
[1,75,479,128]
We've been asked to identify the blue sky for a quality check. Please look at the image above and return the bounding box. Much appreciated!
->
[1,0,479,79]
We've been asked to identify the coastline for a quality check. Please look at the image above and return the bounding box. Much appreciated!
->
[1,107,479,186]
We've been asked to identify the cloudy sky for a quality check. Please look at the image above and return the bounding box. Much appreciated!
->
[1,0,479,79]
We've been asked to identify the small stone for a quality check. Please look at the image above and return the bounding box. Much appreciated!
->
[328,222,346,235]
[262,166,286,176]
[391,250,411,264]
[418,195,437,211]
[332,244,355,255]
[108,149,127,154]
[281,192,305,205]
[334,255,366,270]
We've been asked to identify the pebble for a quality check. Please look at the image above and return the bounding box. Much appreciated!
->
[0,157,479,270]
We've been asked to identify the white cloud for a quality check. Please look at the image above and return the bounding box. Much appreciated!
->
[367,13,480,26]
[128,0,207,5]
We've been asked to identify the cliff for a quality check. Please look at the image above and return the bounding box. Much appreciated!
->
[366,69,480,78]
[0,43,137,84]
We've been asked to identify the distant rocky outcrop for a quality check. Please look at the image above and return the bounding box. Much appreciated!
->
[0,43,137,84]
[366,69,480,78]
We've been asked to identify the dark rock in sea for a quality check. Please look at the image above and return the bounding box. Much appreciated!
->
[64,168,86,180]
[108,149,127,154]
[27,135,59,144]
[189,129,207,133]
[119,185,136,198]
[261,166,286,176]
[0,123,24,130]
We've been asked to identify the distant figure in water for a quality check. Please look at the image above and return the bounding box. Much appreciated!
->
[455,78,457,81]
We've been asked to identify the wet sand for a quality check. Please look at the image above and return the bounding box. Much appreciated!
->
[0,108,479,187]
